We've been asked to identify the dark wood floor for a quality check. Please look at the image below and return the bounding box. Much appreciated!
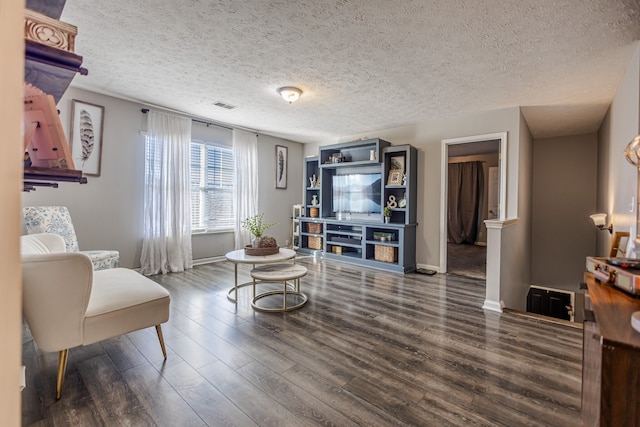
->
[22,256,583,426]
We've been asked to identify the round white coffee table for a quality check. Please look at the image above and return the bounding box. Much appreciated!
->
[225,248,296,303]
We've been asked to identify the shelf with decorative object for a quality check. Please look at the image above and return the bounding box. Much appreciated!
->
[319,138,390,167]
[382,145,417,225]
[22,3,89,190]
[304,157,321,217]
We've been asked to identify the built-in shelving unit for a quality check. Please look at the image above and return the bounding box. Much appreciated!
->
[304,157,321,218]
[298,138,418,273]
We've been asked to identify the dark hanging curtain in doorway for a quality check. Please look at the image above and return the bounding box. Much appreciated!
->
[448,161,484,244]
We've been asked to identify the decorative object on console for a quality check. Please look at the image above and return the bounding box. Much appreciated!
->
[386,195,398,208]
[275,145,288,189]
[589,213,613,234]
[311,194,319,206]
[70,99,104,176]
[241,213,279,254]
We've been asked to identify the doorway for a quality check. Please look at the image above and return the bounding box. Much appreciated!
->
[440,133,506,280]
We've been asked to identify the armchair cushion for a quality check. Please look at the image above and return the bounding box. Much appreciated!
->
[84,250,120,271]
[23,206,120,270]
[84,268,170,345]
[23,206,80,252]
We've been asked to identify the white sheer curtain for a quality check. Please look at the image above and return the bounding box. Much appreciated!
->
[140,110,193,275]
[233,129,258,249]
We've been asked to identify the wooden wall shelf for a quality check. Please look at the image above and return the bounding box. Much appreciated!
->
[23,167,87,191]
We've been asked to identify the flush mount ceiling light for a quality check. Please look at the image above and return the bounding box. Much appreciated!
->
[277,86,302,103]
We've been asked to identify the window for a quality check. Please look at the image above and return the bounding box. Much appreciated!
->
[190,141,235,232]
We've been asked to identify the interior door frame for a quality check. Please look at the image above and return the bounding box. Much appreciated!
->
[440,132,507,273]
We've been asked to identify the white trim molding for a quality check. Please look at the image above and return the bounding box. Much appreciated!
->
[482,299,504,312]
[439,132,508,273]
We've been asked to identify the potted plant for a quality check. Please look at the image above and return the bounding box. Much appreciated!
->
[383,207,392,223]
[241,213,278,248]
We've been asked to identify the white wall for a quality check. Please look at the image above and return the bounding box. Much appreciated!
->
[305,107,524,270]
[597,42,640,257]
[23,87,304,268]
[256,133,305,247]
[1,0,25,423]
[501,111,534,310]
[531,133,598,291]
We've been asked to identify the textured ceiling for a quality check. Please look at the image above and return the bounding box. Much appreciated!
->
[60,1,640,143]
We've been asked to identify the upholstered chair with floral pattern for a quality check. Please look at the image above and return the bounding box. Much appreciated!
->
[23,206,119,270]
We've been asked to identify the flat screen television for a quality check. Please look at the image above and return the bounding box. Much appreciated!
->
[332,173,382,213]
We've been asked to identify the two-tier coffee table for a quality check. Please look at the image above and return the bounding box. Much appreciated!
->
[225,248,296,303]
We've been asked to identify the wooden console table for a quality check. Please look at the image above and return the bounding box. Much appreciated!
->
[582,272,640,426]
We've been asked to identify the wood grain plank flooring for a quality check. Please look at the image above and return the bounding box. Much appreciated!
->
[22,256,583,426]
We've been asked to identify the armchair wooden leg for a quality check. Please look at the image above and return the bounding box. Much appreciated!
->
[155,325,167,359]
[56,349,68,400]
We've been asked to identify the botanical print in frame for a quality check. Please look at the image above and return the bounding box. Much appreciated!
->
[70,99,104,176]
[276,145,288,189]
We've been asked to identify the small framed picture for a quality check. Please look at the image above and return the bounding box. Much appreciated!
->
[387,170,403,185]
[389,155,405,173]
[70,100,104,176]
[275,145,288,189]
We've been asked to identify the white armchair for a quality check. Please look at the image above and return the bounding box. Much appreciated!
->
[23,206,120,270]
[21,233,170,399]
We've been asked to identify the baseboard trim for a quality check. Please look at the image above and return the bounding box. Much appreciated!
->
[482,299,504,313]
[193,256,226,266]
[504,308,583,329]
[417,263,440,273]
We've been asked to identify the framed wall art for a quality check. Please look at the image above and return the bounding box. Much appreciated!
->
[389,155,405,173]
[275,145,288,189]
[70,99,104,176]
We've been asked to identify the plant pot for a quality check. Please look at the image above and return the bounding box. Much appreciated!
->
[384,217,390,224]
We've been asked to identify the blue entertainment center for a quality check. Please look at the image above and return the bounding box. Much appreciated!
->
[297,138,417,273]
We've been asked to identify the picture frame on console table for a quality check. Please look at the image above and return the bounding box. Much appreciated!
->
[276,145,288,189]
[70,99,104,176]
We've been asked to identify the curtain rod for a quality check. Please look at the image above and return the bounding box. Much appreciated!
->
[141,108,235,131]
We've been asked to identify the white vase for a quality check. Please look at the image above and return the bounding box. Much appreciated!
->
[384,217,390,224]
[311,195,318,206]
[252,236,262,248]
